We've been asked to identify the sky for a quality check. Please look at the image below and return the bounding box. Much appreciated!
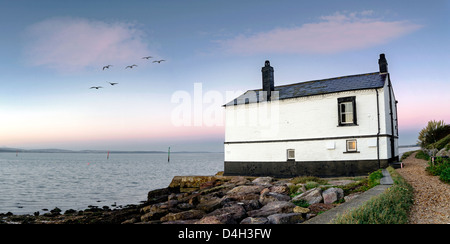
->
[0,0,449,151]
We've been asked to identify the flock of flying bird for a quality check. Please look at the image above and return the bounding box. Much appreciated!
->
[89,56,165,90]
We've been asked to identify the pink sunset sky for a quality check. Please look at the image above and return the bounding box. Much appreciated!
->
[1,1,449,151]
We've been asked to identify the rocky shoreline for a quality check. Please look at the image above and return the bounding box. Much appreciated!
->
[0,172,366,224]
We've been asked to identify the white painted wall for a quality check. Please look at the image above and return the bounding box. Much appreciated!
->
[224,78,398,162]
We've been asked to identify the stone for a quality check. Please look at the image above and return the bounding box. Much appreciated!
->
[322,187,344,204]
[196,197,222,213]
[196,214,236,224]
[259,189,291,205]
[240,217,269,224]
[169,176,217,192]
[229,176,250,186]
[269,185,290,195]
[248,201,296,217]
[222,193,260,202]
[147,188,170,203]
[141,209,168,222]
[252,177,273,186]
[293,206,310,214]
[206,204,246,222]
[227,185,265,195]
[291,187,323,205]
[267,213,304,224]
[160,209,205,222]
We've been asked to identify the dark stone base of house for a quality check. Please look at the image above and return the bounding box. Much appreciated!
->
[224,159,392,178]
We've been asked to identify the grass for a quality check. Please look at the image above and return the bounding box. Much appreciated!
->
[415,150,430,161]
[332,167,414,224]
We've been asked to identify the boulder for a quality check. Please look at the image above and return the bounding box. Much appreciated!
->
[269,185,290,195]
[293,206,310,214]
[259,188,291,205]
[322,187,344,204]
[240,217,269,224]
[206,204,246,221]
[147,188,170,203]
[160,209,205,222]
[169,176,217,192]
[248,201,296,217]
[196,214,236,224]
[436,148,450,157]
[227,185,266,195]
[195,197,222,213]
[291,187,323,204]
[252,177,273,186]
[267,213,304,224]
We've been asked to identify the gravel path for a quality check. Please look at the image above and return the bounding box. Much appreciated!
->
[396,152,450,224]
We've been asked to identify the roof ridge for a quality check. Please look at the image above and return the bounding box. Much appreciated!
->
[273,72,380,89]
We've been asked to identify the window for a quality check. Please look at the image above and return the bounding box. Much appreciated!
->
[346,140,357,152]
[287,149,295,161]
[338,96,357,126]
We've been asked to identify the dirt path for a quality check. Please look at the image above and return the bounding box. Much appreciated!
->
[396,152,450,224]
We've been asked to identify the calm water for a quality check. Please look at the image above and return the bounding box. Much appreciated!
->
[0,152,224,215]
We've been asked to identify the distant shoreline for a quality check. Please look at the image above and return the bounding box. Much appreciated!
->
[0,148,223,154]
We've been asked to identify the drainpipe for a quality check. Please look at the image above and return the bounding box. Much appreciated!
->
[376,89,380,169]
[387,76,395,163]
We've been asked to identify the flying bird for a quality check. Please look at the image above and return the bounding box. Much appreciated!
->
[107,82,118,86]
[152,60,165,63]
[142,56,153,59]
[90,86,103,89]
[125,64,138,69]
[102,65,113,70]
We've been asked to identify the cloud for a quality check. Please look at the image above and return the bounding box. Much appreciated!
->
[218,11,423,54]
[24,17,151,72]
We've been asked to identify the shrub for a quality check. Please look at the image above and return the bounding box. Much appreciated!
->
[415,150,430,161]
[426,157,450,176]
[418,120,450,148]
[439,167,450,183]
[368,169,383,188]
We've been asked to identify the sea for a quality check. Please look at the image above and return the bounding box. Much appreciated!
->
[0,152,224,215]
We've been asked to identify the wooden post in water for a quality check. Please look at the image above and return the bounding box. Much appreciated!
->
[168,147,170,162]
[107,150,110,160]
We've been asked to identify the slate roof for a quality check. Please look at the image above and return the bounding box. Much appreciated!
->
[224,72,387,106]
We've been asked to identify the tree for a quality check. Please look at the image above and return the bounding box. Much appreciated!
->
[418,120,450,148]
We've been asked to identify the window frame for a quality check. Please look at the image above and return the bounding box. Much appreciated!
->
[345,139,358,153]
[287,149,295,161]
[338,96,357,126]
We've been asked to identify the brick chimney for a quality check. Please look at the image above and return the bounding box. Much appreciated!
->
[378,53,388,73]
[261,60,274,101]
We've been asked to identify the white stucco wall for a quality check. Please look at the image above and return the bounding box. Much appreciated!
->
[224,82,398,162]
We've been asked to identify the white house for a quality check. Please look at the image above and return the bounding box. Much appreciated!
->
[223,54,399,177]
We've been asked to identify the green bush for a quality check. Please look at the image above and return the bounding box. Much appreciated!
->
[418,120,450,148]
[426,157,450,176]
[429,134,450,150]
[439,167,450,183]
[426,157,450,184]
[415,150,430,161]
[368,169,383,188]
